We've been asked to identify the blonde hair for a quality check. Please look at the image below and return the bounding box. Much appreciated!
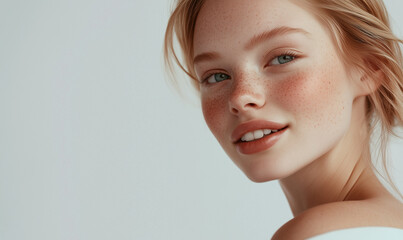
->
[164,0,205,92]
[164,0,403,197]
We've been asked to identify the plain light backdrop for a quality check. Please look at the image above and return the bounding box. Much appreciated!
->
[0,0,402,239]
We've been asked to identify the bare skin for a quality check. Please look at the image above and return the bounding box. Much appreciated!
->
[273,97,403,239]
[192,0,403,239]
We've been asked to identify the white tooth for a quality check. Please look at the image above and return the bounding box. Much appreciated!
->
[272,129,278,133]
[263,129,271,135]
[244,132,254,142]
[253,130,264,139]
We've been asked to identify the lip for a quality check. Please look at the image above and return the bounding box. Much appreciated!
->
[231,119,288,155]
[231,119,288,143]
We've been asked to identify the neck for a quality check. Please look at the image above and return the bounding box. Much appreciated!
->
[279,97,387,216]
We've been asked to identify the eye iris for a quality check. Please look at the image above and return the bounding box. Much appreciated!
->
[278,55,294,64]
[214,73,229,82]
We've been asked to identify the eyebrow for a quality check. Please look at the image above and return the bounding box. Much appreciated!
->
[193,26,310,65]
[245,26,310,50]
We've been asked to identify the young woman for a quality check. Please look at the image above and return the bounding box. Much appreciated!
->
[164,0,403,239]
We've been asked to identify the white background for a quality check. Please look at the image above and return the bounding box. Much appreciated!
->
[0,0,402,239]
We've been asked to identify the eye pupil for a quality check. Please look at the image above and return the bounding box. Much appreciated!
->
[278,55,294,64]
[215,73,229,82]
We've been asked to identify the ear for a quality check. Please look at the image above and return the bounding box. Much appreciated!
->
[352,60,383,97]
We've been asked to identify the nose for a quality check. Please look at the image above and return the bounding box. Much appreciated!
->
[229,77,266,115]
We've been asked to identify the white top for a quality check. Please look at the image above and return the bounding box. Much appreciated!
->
[308,227,403,240]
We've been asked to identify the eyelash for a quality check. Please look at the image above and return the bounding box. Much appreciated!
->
[201,51,300,85]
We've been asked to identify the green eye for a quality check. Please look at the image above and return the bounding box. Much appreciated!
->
[271,55,295,65]
[207,73,230,83]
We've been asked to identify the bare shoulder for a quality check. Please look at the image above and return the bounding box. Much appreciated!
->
[272,198,403,240]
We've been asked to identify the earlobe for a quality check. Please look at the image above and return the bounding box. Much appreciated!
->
[353,59,383,97]
[356,69,383,96]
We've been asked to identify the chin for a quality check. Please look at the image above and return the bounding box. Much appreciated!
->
[237,156,300,183]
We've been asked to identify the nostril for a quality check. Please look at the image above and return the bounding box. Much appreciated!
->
[229,92,266,115]
[231,107,239,114]
[247,103,257,108]
[231,102,258,114]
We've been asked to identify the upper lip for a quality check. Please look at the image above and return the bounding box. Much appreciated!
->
[231,119,288,143]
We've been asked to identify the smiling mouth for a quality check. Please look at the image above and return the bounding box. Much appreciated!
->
[236,126,288,143]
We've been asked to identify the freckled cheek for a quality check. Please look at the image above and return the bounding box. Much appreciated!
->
[201,93,228,138]
[273,70,347,128]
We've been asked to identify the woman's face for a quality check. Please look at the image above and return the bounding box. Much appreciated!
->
[193,0,359,182]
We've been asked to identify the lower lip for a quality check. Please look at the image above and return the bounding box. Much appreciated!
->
[235,128,287,155]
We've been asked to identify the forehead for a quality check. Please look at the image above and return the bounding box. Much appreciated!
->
[193,0,325,55]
